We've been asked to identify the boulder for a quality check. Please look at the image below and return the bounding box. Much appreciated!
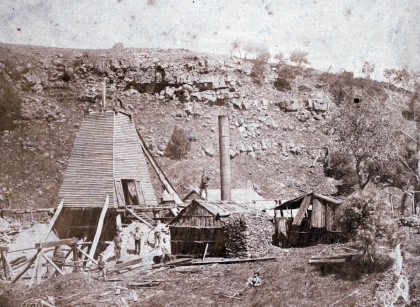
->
[232,100,243,110]
[229,149,238,159]
[204,148,215,157]
[280,99,302,112]
[296,109,311,122]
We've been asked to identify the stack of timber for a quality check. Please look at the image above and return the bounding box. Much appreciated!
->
[309,248,363,264]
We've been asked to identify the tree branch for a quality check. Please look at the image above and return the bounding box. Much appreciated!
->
[400,130,416,142]
[398,156,419,182]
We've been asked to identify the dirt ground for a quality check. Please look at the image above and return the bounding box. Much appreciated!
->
[1,242,409,307]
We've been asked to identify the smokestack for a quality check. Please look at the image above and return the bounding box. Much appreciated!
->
[102,78,106,108]
[218,115,231,201]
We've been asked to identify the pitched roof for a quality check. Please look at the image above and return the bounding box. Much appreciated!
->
[274,192,343,210]
[198,200,249,217]
[205,188,265,203]
[168,199,256,225]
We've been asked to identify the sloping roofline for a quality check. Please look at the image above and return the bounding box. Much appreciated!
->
[273,192,343,210]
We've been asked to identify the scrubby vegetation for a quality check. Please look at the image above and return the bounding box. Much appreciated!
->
[340,190,407,263]
[0,74,22,131]
[164,126,191,160]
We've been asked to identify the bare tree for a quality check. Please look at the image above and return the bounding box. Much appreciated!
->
[274,52,285,65]
[362,61,375,79]
[230,40,242,59]
[289,50,309,67]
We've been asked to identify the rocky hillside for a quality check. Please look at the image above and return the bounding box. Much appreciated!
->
[0,43,412,209]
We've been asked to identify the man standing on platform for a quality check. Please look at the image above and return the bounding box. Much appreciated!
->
[199,171,211,201]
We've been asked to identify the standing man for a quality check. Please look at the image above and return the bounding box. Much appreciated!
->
[97,254,106,281]
[131,226,143,255]
[152,220,165,249]
[199,171,211,201]
[4,187,11,208]
[114,230,122,261]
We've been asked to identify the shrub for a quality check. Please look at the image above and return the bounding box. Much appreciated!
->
[340,191,406,262]
[0,74,22,130]
[298,85,312,92]
[164,126,191,160]
[250,60,265,85]
[273,77,291,91]
[278,65,300,80]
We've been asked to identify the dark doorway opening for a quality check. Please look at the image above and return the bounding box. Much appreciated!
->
[121,179,140,206]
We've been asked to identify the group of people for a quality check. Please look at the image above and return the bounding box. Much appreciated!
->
[113,221,166,259]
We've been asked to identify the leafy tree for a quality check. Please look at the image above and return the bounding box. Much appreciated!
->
[326,98,400,190]
[400,90,420,213]
[289,50,309,67]
[0,74,22,131]
[340,190,406,262]
[164,126,191,160]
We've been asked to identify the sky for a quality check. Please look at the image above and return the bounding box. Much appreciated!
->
[0,0,418,80]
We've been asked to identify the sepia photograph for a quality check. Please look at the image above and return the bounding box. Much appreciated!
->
[0,1,418,306]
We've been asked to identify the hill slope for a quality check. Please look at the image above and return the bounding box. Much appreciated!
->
[0,43,412,208]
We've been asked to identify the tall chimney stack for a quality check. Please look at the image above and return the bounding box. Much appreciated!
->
[218,115,231,201]
[102,78,106,108]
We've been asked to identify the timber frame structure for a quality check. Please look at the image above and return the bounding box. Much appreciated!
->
[53,109,182,259]
[273,192,343,247]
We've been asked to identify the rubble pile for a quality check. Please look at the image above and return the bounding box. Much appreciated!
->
[223,209,273,258]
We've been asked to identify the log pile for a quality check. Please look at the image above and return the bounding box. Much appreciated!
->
[222,209,272,258]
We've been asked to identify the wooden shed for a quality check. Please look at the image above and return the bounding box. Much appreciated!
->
[273,192,343,247]
[55,110,158,241]
[169,199,273,258]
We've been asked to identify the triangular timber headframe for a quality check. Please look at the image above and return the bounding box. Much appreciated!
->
[54,109,183,248]
[58,109,160,209]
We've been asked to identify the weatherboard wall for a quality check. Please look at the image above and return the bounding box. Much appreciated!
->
[58,111,115,208]
[58,111,158,209]
[113,112,158,206]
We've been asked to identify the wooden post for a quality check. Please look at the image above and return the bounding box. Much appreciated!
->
[72,243,78,272]
[29,251,42,287]
[77,247,98,265]
[42,199,64,242]
[36,250,43,284]
[41,252,64,276]
[1,251,13,280]
[202,243,209,262]
[87,196,109,266]
[12,250,40,283]
[126,208,153,229]
[116,213,122,229]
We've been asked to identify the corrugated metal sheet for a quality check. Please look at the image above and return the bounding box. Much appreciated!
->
[58,111,158,208]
